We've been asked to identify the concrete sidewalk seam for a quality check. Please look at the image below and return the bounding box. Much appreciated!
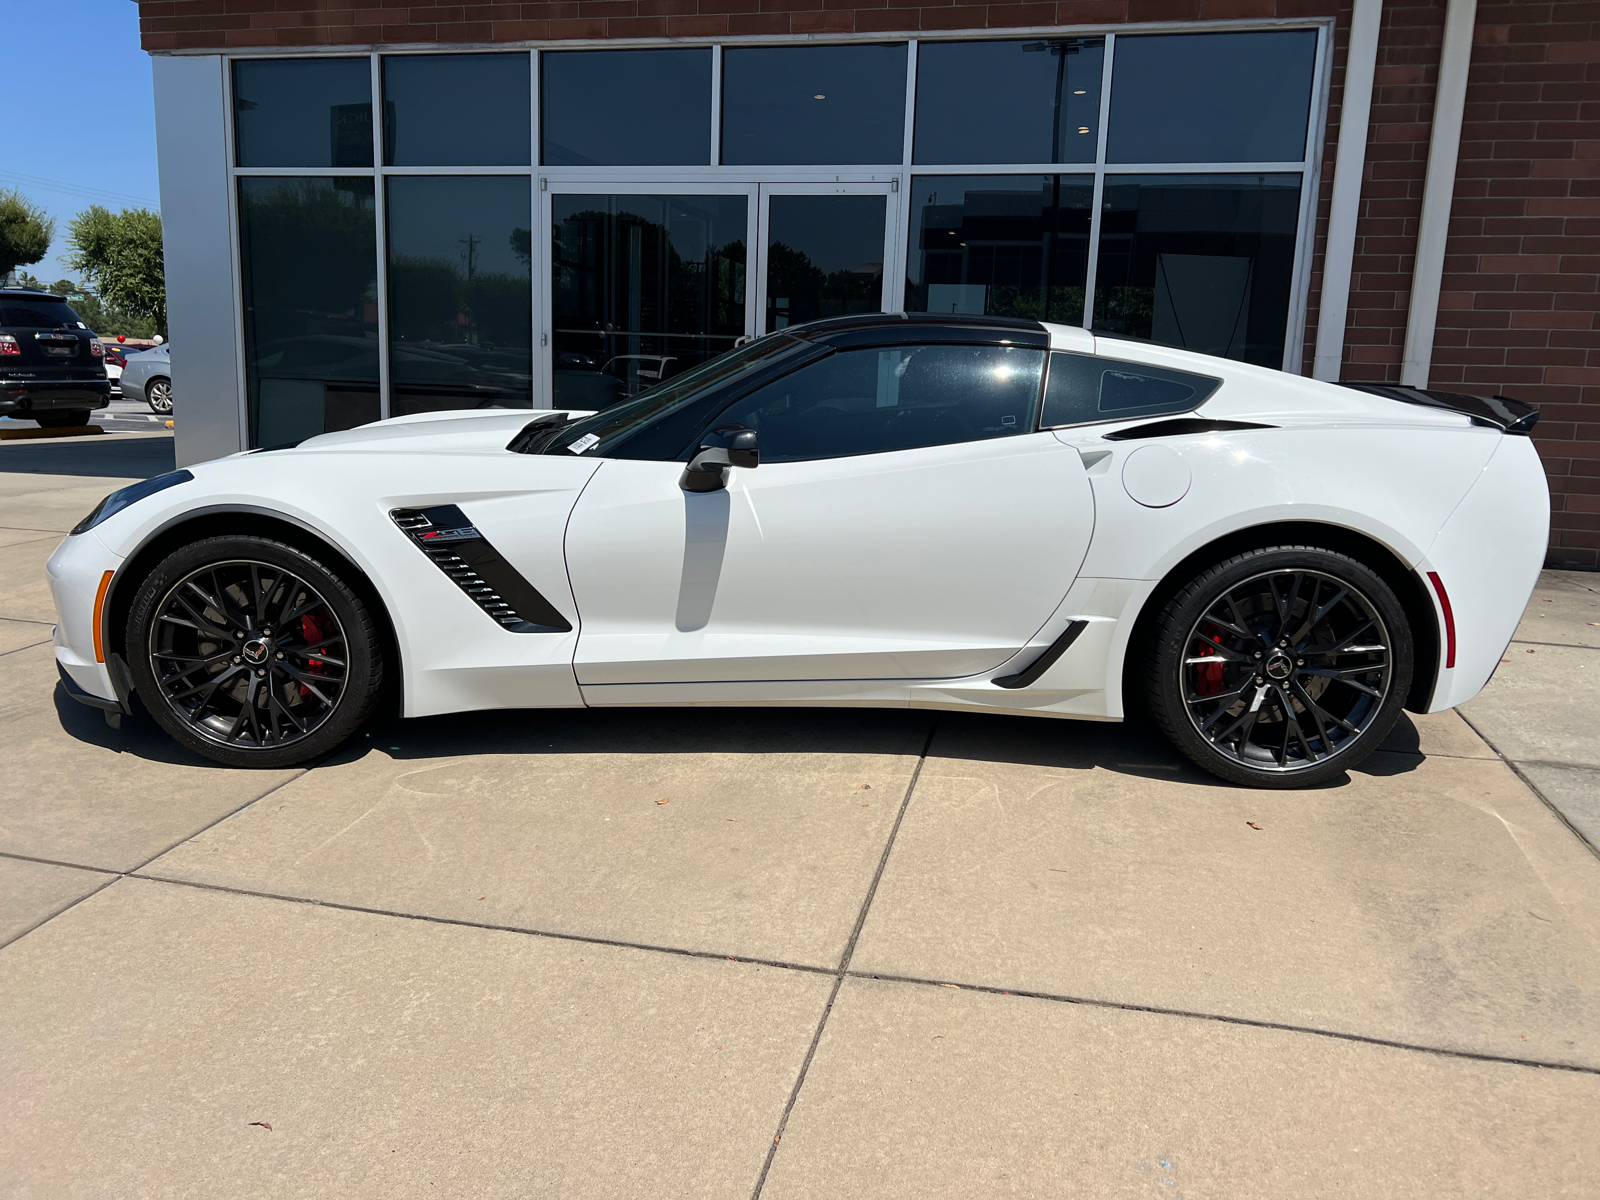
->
[0,638,53,658]
[1456,709,1600,861]
[1509,639,1599,651]
[749,715,942,1200]
[124,871,840,977]
[0,769,311,952]
[847,970,1600,1078]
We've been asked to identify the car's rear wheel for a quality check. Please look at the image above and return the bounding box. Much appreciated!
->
[1146,546,1413,788]
[126,536,384,768]
[146,378,173,414]
[36,410,91,428]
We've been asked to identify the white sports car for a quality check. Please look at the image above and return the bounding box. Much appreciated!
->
[47,314,1548,788]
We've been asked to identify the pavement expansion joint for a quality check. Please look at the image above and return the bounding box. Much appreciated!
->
[844,970,1600,1078]
[750,715,941,1200]
[1456,709,1600,861]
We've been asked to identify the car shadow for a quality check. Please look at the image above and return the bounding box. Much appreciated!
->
[52,684,223,768]
[0,431,176,480]
[54,686,1427,789]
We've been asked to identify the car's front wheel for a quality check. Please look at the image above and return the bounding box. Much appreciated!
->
[126,536,384,768]
[146,378,173,414]
[1146,546,1414,788]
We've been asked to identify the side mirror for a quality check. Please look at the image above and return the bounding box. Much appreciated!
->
[681,425,759,493]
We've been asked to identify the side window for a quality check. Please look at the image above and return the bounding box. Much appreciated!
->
[1040,352,1220,427]
[715,343,1045,463]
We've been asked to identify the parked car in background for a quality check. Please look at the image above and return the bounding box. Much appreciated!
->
[0,288,111,427]
[119,342,172,414]
[103,346,129,393]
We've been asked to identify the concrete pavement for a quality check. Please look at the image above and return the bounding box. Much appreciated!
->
[2,431,1597,1196]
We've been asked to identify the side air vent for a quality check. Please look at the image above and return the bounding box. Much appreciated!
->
[390,504,573,634]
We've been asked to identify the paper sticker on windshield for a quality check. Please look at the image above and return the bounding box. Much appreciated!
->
[567,433,600,455]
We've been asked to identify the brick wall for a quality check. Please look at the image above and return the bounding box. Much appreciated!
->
[137,0,1600,567]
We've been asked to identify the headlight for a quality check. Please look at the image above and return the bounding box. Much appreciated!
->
[72,470,194,535]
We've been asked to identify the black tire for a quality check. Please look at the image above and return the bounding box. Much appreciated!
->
[1146,546,1413,788]
[36,410,91,428]
[146,378,173,414]
[126,535,384,768]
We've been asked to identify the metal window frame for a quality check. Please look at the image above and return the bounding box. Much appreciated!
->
[221,16,1334,430]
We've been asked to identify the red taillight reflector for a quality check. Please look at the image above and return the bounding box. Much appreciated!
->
[0,334,19,356]
[92,570,114,664]
[1427,571,1456,669]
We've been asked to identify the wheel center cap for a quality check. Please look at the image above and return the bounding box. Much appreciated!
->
[1265,652,1293,681]
[242,638,270,666]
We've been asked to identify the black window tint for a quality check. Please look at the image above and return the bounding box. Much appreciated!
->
[721,45,906,166]
[233,58,373,168]
[1107,31,1317,164]
[1041,352,1218,427]
[914,38,1103,166]
[383,53,530,166]
[1,300,83,328]
[542,49,712,166]
[717,343,1044,463]
[904,175,1091,323]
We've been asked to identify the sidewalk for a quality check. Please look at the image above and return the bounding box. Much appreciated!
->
[1,433,1596,1196]
[1462,570,1600,852]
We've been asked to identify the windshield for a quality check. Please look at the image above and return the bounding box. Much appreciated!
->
[543,333,803,456]
[0,298,85,329]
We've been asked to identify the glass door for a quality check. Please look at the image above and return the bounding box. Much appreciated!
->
[544,184,755,410]
[755,183,898,334]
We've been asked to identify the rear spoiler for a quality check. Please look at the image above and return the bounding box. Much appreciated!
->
[1338,383,1539,434]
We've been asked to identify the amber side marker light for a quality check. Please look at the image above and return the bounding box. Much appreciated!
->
[1427,571,1456,669]
[92,570,114,663]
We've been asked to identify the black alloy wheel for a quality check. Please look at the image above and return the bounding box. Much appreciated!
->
[1147,546,1413,788]
[146,378,173,414]
[126,536,384,768]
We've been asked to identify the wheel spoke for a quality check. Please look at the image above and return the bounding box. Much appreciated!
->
[1179,567,1392,775]
[149,558,349,751]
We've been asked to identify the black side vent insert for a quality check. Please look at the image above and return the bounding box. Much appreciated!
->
[1104,418,1275,441]
[390,505,572,634]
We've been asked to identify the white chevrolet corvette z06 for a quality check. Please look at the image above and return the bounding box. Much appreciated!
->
[47,314,1548,788]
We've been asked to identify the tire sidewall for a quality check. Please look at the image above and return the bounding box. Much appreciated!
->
[126,535,380,768]
[1150,546,1415,788]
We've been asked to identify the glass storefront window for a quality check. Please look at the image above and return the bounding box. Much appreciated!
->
[1091,174,1303,367]
[765,195,886,332]
[904,175,1092,324]
[233,58,374,168]
[551,194,747,411]
[385,176,533,415]
[721,45,907,166]
[1107,31,1317,164]
[914,38,1103,166]
[542,49,713,166]
[237,177,379,448]
[383,53,530,167]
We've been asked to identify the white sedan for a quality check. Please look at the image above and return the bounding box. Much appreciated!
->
[46,314,1547,788]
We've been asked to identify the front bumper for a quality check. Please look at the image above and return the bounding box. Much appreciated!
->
[46,526,126,710]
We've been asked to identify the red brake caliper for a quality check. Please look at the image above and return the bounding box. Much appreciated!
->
[1194,634,1226,697]
[298,612,331,698]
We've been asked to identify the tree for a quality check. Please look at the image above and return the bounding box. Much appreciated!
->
[0,189,54,280]
[67,205,166,336]
[45,278,158,339]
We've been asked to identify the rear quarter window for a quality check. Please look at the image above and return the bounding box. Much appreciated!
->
[1041,352,1220,427]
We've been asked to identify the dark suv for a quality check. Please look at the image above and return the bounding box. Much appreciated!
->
[0,288,111,427]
